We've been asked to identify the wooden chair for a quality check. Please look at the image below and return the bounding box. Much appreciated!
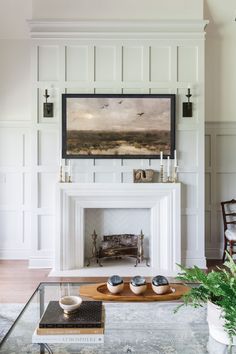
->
[221,199,236,261]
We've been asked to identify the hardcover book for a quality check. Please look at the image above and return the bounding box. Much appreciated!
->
[36,326,104,335]
[32,330,104,344]
[39,301,103,329]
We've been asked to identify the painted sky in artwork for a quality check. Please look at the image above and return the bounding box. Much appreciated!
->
[66,97,171,132]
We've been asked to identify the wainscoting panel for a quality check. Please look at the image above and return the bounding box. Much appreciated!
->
[205,122,236,259]
[38,45,60,81]
[0,124,31,259]
[66,45,90,82]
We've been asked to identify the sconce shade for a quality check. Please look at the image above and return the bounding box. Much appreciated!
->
[44,102,53,117]
[182,102,192,117]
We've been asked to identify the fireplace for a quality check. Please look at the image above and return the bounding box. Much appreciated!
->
[51,183,181,277]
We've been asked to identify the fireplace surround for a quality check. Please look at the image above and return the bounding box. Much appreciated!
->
[51,183,181,276]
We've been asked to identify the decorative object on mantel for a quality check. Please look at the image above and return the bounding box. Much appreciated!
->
[43,89,53,117]
[159,149,178,183]
[59,159,72,183]
[87,231,149,267]
[79,282,189,302]
[182,87,193,117]
[62,93,176,159]
[133,169,154,183]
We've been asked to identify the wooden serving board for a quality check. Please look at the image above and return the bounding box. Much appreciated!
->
[79,283,189,302]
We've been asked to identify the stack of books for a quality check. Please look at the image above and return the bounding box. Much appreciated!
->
[32,300,104,344]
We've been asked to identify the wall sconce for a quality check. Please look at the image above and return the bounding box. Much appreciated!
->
[182,87,192,117]
[43,89,53,117]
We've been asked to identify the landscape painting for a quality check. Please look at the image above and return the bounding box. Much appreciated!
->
[62,94,175,158]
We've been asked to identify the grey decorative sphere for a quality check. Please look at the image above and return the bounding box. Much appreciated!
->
[152,275,170,295]
[130,276,147,295]
[107,275,124,294]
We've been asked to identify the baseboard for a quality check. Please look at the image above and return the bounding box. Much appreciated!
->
[183,257,207,269]
[0,249,29,260]
[205,248,223,260]
[28,258,53,268]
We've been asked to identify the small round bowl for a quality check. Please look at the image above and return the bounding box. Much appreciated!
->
[130,276,147,295]
[151,275,170,295]
[59,296,82,314]
[107,275,124,294]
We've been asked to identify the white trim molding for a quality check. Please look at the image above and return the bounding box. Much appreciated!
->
[28,19,209,39]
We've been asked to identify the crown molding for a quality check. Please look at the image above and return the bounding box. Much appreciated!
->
[28,19,209,39]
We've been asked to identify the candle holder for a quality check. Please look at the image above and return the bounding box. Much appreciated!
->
[159,165,164,183]
[173,166,178,183]
[59,165,65,183]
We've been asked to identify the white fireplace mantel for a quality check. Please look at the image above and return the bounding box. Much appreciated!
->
[52,183,181,277]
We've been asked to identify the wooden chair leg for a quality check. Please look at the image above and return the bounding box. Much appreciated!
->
[223,236,227,262]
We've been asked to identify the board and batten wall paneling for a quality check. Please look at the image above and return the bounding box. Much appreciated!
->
[27,20,207,268]
[205,122,236,259]
[0,124,31,259]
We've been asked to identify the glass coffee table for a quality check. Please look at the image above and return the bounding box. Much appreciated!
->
[0,282,234,354]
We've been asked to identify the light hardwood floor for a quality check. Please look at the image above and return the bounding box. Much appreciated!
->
[0,259,221,303]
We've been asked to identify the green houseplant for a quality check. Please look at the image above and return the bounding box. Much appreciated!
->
[176,253,236,345]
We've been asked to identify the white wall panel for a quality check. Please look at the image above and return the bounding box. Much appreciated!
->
[205,172,211,207]
[122,46,144,81]
[23,173,31,207]
[177,47,198,82]
[150,47,171,82]
[0,129,23,166]
[38,172,57,208]
[66,46,89,82]
[205,123,236,259]
[94,172,116,183]
[177,130,197,169]
[95,46,117,82]
[178,173,197,209]
[38,215,53,250]
[216,135,236,172]
[181,215,197,253]
[38,130,59,166]
[0,173,22,207]
[38,45,59,81]
[205,135,211,168]
[0,211,22,248]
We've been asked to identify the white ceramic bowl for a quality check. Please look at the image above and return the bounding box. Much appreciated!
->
[59,296,82,313]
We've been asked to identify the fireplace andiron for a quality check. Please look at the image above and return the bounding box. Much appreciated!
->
[87,230,149,267]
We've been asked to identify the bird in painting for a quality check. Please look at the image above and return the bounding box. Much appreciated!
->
[101,104,109,109]
[137,112,144,117]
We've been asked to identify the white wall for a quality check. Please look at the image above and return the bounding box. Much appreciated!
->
[205,0,236,122]
[32,0,203,20]
[0,0,32,258]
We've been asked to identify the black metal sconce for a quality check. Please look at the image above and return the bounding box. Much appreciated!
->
[182,88,192,117]
[43,89,53,117]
